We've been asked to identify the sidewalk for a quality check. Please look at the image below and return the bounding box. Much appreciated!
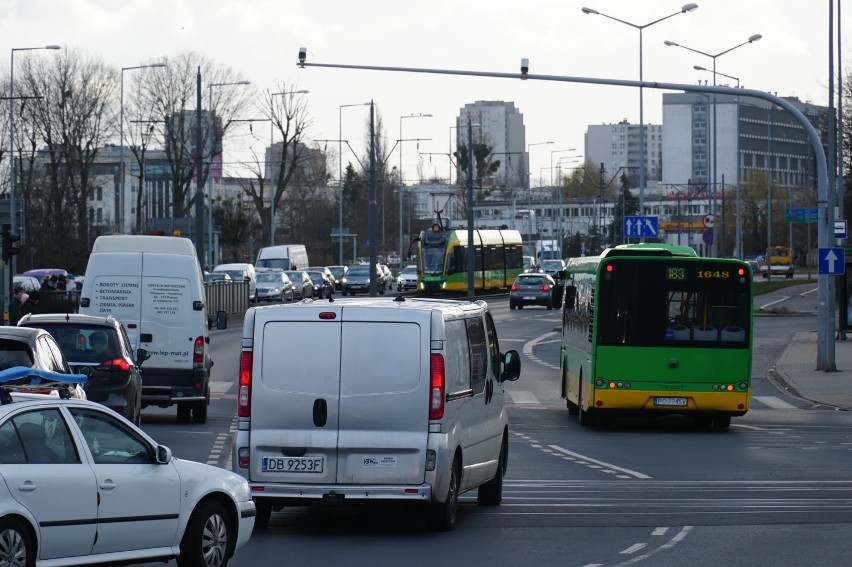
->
[772,331,852,410]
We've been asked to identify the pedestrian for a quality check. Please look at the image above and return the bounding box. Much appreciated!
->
[9,286,28,325]
[57,275,68,291]
[19,290,40,318]
[40,276,52,291]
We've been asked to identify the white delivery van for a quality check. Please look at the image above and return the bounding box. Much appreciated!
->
[79,235,215,423]
[232,295,521,531]
[255,244,309,271]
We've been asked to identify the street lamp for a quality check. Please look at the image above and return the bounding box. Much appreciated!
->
[665,34,761,256]
[526,141,554,188]
[269,89,309,246]
[119,62,167,235]
[399,113,432,260]
[582,3,698,215]
[9,45,60,238]
[339,103,372,264]
[695,65,741,258]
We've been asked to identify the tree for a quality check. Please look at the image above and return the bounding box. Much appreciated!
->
[453,142,499,212]
[15,47,116,271]
[611,173,640,244]
[239,85,312,245]
[137,52,252,219]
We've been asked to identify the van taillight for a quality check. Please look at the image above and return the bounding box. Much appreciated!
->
[193,336,204,366]
[430,353,445,420]
[238,351,253,417]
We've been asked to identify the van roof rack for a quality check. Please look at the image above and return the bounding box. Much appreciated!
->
[0,367,87,405]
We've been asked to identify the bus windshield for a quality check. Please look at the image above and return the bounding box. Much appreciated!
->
[595,258,751,347]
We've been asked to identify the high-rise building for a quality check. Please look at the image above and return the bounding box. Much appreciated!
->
[456,101,526,187]
[584,120,663,188]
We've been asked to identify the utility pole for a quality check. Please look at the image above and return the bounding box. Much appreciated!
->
[194,67,205,268]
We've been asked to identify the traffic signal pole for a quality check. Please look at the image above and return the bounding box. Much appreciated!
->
[2,224,22,325]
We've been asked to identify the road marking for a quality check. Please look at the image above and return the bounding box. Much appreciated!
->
[759,296,791,309]
[651,527,669,536]
[549,445,652,479]
[620,543,647,554]
[613,527,692,566]
[752,395,798,409]
[507,390,540,404]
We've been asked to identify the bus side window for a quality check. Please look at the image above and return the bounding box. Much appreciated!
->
[564,285,577,311]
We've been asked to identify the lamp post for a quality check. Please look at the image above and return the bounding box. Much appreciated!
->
[119,62,167,235]
[399,113,432,260]
[695,65,742,258]
[338,102,372,264]
[9,45,60,237]
[665,34,762,256]
[582,3,698,215]
[269,89,309,246]
[550,148,576,256]
[526,141,554,189]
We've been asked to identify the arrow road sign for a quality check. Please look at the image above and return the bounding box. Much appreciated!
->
[819,247,845,275]
[624,216,658,238]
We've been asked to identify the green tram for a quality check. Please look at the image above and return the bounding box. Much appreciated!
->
[560,243,753,428]
[414,225,524,293]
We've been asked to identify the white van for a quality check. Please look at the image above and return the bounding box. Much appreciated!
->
[214,263,257,302]
[255,244,309,271]
[79,235,215,423]
[232,296,521,531]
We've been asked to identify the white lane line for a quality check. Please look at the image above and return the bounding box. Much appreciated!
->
[614,526,693,566]
[753,395,798,409]
[651,527,669,536]
[759,296,790,309]
[620,543,647,555]
[507,390,541,404]
[549,445,652,479]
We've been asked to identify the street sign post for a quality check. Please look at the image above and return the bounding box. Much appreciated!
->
[623,216,659,238]
[819,247,845,275]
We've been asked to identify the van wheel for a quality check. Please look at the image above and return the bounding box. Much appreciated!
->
[478,435,506,506]
[0,517,34,567]
[430,456,460,531]
[254,501,272,530]
[177,404,192,423]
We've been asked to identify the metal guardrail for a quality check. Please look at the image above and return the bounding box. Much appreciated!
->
[205,281,249,315]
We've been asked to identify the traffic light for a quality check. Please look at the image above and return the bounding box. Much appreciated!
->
[1,225,21,263]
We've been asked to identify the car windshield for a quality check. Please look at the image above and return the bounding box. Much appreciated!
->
[257,273,281,283]
[401,266,417,275]
[347,266,369,276]
[35,325,120,362]
[216,270,244,281]
[284,271,302,281]
[306,271,323,282]
[517,276,547,286]
[542,261,562,270]
[329,267,345,278]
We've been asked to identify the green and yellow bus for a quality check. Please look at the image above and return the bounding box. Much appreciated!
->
[560,243,753,428]
[415,225,524,293]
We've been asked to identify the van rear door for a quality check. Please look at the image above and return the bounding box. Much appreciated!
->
[81,253,143,348]
[249,305,430,486]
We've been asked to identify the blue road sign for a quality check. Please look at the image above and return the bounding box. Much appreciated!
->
[819,247,845,275]
[624,216,659,238]
[835,220,847,240]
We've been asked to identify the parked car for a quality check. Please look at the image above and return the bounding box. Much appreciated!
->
[255,269,294,302]
[396,264,419,292]
[306,270,333,298]
[12,275,40,294]
[509,273,557,310]
[0,327,86,400]
[18,313,147,425]
[327,265,347,290]
[284,270,314,300]
[341,264,376,295]
[0,375,255,567]
[306,266,336,293]
[540,259,566,278]
[204,272,233,284]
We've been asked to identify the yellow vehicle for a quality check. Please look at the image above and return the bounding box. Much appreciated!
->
[760,246,794,279]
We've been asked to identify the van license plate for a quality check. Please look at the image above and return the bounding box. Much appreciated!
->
[654,397,688,407]
[262,456,324,473]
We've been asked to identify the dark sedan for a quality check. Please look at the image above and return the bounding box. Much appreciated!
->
[509,273,557,310]
[16,313,147,424]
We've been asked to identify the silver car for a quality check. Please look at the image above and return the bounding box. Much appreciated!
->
[256,270,294,302]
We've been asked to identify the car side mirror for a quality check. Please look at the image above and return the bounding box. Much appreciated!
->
[500,350,521,383]
[136,348,151,367]
[156,445,173,464]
